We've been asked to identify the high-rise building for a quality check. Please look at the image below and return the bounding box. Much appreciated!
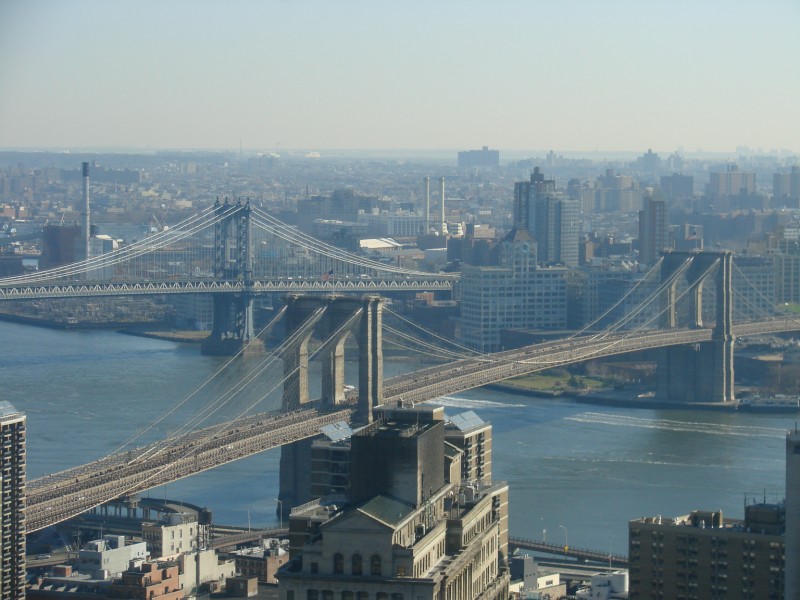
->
[629,506,785,599]
[709,164,756,197]
[660,173,694,203]
[596,169,642,213]
[774,167,800,208]
[0,401,25,600]
[457,146,500,170]
[514,167,579,267]
[279,404,510,600]
[638,196,669,266]
[787,429,800,600]
[459,229,568,352]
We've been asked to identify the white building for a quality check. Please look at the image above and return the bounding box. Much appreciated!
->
[459,230,567,352]
[78,535,148,579]
[142,514,205,558]
[576,571,629,600]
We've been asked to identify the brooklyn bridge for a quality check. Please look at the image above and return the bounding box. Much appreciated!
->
[3,200,798,532]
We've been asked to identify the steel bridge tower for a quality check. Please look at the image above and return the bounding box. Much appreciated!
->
[201,199,259,356]
[277,294,384,517]
[657,250,735,403]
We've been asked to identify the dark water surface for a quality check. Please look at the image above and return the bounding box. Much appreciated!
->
[1,321,789,555]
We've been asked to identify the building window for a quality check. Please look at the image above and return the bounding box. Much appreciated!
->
[356,594,368,600]
[352,554,362,575]
[307,591,319,600]
[333,553,344,574]
[322,592,333,600]
[341,593,353,600]
[371,554,381,576]
[310,562,319,574]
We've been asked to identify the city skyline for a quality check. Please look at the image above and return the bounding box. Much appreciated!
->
[1,0,798,154]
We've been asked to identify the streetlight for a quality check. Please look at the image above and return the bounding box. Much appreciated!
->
[274,498,284,530]
[559,525,568,556]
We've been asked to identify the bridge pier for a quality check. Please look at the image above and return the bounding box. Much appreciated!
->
[201,293,260,356]
[278,294,384,516]
[201,198,262,356]
[657,251,735,404]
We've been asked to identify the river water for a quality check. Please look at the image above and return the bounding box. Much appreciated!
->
[1,321,790,556]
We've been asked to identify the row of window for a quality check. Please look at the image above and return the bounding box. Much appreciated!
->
[332,553,381,576]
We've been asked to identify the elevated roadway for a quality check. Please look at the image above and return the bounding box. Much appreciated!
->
[0,276,453,301]
[25,318,800,532]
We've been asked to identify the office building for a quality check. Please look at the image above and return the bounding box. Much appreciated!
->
[142,512,206,558]
[709,165,756,197]
[638,196,669,266]
[596,169,642,213]
[514,167,579,266]
[787,430,800,600]
[78,535,148,579]
[0,401,25,600]
[732,255,775,321]
[629,506,785,599]
[774,167,800,208]
[229,539,289,584]
[660,174,694,203]
[459,230,567,352]
[279,404,510,600]
[458,146,500,170]
[444,410,492,485]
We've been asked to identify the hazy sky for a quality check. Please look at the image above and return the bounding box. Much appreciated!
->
[1,0,798,153]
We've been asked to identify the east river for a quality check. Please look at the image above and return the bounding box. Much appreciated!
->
[1,320,790,556]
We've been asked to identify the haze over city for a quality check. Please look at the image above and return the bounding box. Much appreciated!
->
[1,0,798,154]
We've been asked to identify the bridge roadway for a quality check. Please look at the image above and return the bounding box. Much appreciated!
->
[0,276,453,301]
[25,318,800,532]
[508,537,628,568]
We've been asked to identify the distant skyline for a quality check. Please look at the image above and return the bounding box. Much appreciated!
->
[1,0,798,154]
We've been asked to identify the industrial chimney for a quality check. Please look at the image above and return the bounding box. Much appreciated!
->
[82,162,90,261]
[439,176,446,236]
[424,176,430,234]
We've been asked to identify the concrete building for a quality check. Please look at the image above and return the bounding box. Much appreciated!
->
[514,167,579,266]
[359,211,428,238]
[109,561,183,600]
[575,571,629,599]
[660,174,694,203]
[459,226,568,352]
[787,429,800,600]
[457,146,500,170]
[638,196,669,266]
[0,401,25,600]
[732,255,775,322]
[229,539,289,584]
[444,410,492,486]
[709,165,756,197]
[175,548,237,594]
[142,512,206,558]
[629,507,785,599]
[774,167,800,208]
[278,404,510,600]
[78,535,148,579]
[596,169,642,213]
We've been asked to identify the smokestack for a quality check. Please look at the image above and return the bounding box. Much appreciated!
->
[82,162,90,261]
[439,176,446,236]
[424,177,430,234]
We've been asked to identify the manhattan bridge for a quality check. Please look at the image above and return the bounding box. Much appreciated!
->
[2,199,799,532]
